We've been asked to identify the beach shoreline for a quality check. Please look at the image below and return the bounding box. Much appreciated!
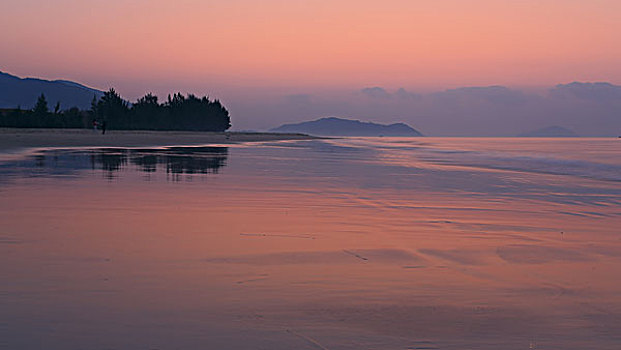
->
[0,128,319,153]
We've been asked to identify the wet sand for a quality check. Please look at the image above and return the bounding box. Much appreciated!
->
[2,137,621,349]
[0,128,318,152]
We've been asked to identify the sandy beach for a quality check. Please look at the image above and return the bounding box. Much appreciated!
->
[3,137,621,349]
[0,128,318,153]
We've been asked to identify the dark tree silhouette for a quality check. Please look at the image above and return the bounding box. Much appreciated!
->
[32,94,49,116]
[1,88,232,131]
[132,93,162,129]
[92,88,130,128]
[158,93,231,131]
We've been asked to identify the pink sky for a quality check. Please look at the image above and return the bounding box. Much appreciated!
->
[2,0,620,98]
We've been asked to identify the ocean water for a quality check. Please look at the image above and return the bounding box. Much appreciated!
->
[1,137,620,350]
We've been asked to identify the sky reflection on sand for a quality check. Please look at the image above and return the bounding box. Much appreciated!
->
[2,138,621,349]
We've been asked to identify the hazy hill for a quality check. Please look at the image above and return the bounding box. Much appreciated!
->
[270,117,423,136]
[549,82,621,101]
[518,126,579,137]
[0,71,103,110]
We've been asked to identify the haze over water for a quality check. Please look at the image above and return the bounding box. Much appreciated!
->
[2,137,621,349]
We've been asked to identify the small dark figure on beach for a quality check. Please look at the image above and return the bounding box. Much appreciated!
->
[101,121,107,135]
[92,120,99,133]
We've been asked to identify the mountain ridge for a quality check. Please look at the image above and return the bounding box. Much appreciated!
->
[0,70,103,110]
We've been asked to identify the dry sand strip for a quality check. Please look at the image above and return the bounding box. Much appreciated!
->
[0,128,319,153]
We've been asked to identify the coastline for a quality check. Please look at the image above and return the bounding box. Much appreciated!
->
[0,128,319,153]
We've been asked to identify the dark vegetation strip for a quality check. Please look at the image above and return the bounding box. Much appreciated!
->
[0,88,231,132]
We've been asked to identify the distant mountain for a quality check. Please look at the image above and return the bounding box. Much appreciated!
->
[518,126,579,137]
[270,117,423,136]
[549,82,621,101]
[0,71,103,110]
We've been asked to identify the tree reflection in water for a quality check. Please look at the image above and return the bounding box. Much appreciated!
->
[1,146,228,182]
[89,147,228,176]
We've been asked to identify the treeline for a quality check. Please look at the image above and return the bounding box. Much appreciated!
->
[0,89,232,132]
[0,94,87,129]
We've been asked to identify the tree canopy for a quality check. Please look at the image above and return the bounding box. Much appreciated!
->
[0,89,232,131]
[32,94,49,116]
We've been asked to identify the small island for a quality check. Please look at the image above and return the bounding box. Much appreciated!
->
[517,126,579,137]
[270,117,423,136]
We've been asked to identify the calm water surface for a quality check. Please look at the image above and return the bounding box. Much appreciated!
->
[2,137,621,350]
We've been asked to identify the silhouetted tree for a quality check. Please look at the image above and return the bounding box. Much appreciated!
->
[92,88,129,129]
[1,89,232,131]
[90,95,98,115]
[160,92,231,131]
[33,94,49,116]
[127,92,231,131]
[131,93,161,129]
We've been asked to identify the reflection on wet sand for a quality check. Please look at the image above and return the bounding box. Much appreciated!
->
[89,146,228,175]
[0,146,228,181]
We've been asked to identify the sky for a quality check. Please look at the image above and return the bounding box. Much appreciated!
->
[1,0,620,134]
